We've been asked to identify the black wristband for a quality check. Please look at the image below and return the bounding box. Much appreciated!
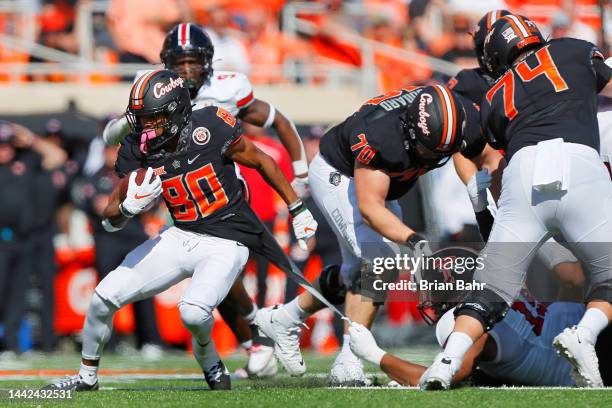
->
[288,199,305,218]
[406,232,427,247]
[119,202,135,218]
[475,208,494,242]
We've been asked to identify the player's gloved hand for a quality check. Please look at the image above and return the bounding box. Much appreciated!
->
[291,176,310,198]
[120,167,162,218]
[348,322,386,366]
[467,169,492,212]
[289,199,318,250]
[406,232,432,258]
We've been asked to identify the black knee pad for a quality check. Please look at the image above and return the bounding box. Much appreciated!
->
[318,264,346,305]
[349,260,392,306]
[586,283,612,304]
[454,288,509,332]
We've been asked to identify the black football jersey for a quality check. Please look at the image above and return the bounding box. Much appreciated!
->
[319,88,426,200]
[447,68,495,107]
[115,106,244,228]
[319,87,484,200]
[482,38,611,160]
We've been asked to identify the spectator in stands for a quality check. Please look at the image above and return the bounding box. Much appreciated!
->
[549,9,597,43]
[107,0,191,64]
[29,119,80,353]
[76,135,163,359]
[30,0,79,82]
[440,13,477,69]
[0,122,66,356]
[202,6,251,73]
[364,13,431,90]
[244,9,311,83]
[408,0,443,54]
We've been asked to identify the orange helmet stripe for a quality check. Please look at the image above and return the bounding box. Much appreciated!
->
[433,85,456,148]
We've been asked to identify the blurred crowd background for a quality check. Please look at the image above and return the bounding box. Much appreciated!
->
[0,0,610,360]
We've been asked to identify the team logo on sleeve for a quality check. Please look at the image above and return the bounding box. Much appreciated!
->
[329,171,342,186]
[192,126,211,145]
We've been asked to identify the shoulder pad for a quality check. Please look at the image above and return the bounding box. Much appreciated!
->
[212,71,254,108]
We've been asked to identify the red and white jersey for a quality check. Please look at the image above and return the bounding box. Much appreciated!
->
[192,71,255,116]
[478,297,585,386]
[133,70,255,117]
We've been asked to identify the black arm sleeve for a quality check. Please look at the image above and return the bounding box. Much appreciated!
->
[593,57,612,93]
[475,208,495,242]
[114,139,144,178]
[460,96,487,159]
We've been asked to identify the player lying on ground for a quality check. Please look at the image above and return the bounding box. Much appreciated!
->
[253,84,489,384]
[348,250,609,387]
[103,23,310,377]
[43,70,317,392]
[349,301,611,388]
[420,15,612,390]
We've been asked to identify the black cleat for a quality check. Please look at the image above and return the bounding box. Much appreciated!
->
[42,375,99,392]
[204,361,231,390]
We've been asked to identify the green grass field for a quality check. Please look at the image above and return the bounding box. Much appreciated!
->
[0,348,611,407]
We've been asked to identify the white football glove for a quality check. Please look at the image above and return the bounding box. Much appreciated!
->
[292,208,318,250]
[120,167,162,217]
[466,169,492,212]
[348,322,386,366]
[291,176,310,198]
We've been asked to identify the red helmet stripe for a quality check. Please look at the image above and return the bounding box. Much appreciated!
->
[178,23,191,47]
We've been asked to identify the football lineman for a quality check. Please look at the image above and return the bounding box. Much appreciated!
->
[43,70,317,392]
[420,16,612,390]
[254,85,486,384]
[449,10,584,294]
[103,23,309,376]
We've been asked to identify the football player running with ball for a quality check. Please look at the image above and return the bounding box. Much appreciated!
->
[103,23,309,377]
[420,15,612,390]
[44,70,317,392]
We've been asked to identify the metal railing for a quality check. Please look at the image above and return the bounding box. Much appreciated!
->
[0,0,460,93]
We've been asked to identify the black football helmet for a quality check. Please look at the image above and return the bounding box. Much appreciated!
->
[414,245,481,325]
[472,10,512,74]
[160,23,214,98]
[402,85,467,169]
[125,69,192,154]
[483,15,545,78]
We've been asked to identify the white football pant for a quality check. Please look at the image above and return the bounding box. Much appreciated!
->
[476,142,612,304]
[82,226,248,360]
[308,153,402,283]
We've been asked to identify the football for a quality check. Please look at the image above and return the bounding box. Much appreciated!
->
[118,168,156,199]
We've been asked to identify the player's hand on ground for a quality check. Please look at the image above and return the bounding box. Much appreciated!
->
[122,167,162,216]
[291,176,310,198]
[467,169,491,212]
[348,322,386,366]
[292,208,317,250]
